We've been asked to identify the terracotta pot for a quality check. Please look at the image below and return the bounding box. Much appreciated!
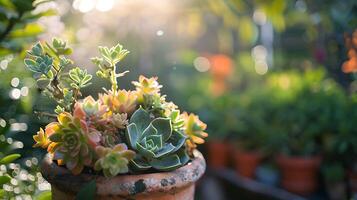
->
[207,141,230,169]
[234,149,262,179]
[276,155,321,196]
[41,150,206,200]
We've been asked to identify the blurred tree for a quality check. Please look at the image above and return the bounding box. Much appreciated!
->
[0,0,56,199]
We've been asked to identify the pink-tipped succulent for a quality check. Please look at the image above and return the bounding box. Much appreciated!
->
[46,112,98,174]
[99,90,137,115]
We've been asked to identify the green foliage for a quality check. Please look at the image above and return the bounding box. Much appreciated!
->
[34,191,52,200]
[0,0,56,56]
[0,153,20,164]
[69,68,92,89]
[24,38,92,112]
[92,43,130,92]
[125,107,189,171]
[322,163,345,182]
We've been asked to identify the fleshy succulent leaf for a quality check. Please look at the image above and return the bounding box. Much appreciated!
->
[177,149,190,165]
[126,123,139,149]
[149,154,181,171]
[151,118,172,141]
[129,107,151,133]
[136,143,156,158]
[131,156,151,170]
[146,135,163,149]
[168,130,187,152]
[140,124,157,140]
[153,143,175,158]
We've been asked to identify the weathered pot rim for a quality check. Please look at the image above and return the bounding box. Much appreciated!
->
[41,150,206,196]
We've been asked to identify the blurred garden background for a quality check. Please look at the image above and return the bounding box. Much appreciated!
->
[0,0,357,199]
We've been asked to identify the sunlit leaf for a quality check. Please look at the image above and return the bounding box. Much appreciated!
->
[34,191,52,200]
[0,154,21,164]
[9,23,44,38]
[0,174,11,186]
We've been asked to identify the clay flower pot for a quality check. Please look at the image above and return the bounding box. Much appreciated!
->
[41,150,206,200]
[207,141,230,169]
[234,149,262,179]
[276,155,321,195]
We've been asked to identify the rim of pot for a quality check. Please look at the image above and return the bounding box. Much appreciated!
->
[41,150,206,196]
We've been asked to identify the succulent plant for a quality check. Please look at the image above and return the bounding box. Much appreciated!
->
[28,40,208,176]
[132,76,163,105]
[46,112,98,174]
[94,144,135,177]
[112,113,128,129]
[132,76,162,96]
[24,39,91,113]
[181,112,208,151]
[125,107,189,171]
[33,128,51,149]
[92,43,130,93]
[99,90,137,115]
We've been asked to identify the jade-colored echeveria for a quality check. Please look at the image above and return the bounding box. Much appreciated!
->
[47,112,98,175]
[125,107,189,171]
[94,144,135,177]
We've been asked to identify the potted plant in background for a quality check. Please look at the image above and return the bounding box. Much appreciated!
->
[204,94,237,169]
[268,70,339,195]
[232,89,270,179]
[335,94,357,196]
[24,39,208,199]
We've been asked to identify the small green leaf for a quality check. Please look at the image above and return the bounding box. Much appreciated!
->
[24,9,57,21]
[36,78,50,89]
[30,42,43,56]
[75,180,96,200]
[9,23,44,38]
[0,174,11,186]
[0,189,4,198]
[150,154,181,171]
[24,59,41,73]
[34,190,52,200]
[0,154,20,164]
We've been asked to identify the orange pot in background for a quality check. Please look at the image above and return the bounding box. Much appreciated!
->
[276,155,322,196]
[234,149,262,179]
[207,141,230,169]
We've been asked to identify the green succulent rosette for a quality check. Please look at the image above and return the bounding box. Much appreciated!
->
[125,107,189,171]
